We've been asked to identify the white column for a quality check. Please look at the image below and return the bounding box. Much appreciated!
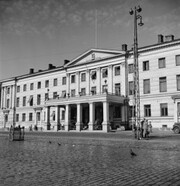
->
[86,70,90,95]
[174,101,178,123]
[66,73,70,96]
[102,101,110,132]
[1,87,4,108]
[76,103,82,131]
[97,68,101,94]
[108,65,113,93]
[88,102,95,131]
[76,72,80,96]
[65,104,70,131]
[4,87,7,108]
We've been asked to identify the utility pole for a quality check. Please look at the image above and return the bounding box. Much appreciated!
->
[129,6,143,139]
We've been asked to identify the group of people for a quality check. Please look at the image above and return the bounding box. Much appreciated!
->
[133,118,152,140]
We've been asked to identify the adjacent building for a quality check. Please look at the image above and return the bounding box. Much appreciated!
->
[0,34,180,132]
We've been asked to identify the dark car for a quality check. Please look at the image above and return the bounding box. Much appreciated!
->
[172,123,180,134]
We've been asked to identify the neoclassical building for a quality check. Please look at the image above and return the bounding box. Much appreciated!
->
[0,34,180,132]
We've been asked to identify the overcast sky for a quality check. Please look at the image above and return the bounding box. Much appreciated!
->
[1,0,180,80]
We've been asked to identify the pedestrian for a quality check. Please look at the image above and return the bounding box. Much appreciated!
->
[149,121,152,133]
[143,119,148,138]
[140,119,145,138]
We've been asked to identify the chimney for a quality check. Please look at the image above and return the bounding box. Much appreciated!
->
[64,59,70,65]
[122,44,127,51]
[165,35,174,42]
[158,34,164,43]
[48,63,56,70]
[29,68,34,74]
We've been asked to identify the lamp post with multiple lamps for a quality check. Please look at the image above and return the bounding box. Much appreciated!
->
[129,6,144,139]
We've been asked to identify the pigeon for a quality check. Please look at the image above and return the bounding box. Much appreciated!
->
[130,149,137,156]
[58,143,61,146]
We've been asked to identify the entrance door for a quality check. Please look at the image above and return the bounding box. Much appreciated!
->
[178,102,180,122]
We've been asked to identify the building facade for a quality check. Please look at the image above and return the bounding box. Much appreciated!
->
[0,35,180,132]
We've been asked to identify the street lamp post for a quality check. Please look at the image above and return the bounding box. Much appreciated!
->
[129,6,143,139]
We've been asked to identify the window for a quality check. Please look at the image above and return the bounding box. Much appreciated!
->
[23,84,27,91]
[91,86,96,95]
[22,113,26,121]
[16,98,20,107]
[37,94,41,105]
[129,81,134,95]
[45,80,49,88]
[81,88,86,96]
[23,96,26,107]
[159,77,167,92]
[102,85,108,93]
[53,92,58,99]
[71,89,75,97]
[7,99,10,108]
[29,113,33,121]
[178,102,180,116]
[30,83,34,90]
[158,58,166,68]
[177,75,180,91]
[176,55,180,66]
[7,87,10,94]
[16,114,19,122]
[62,110,65,120]
[115,66,120,76]
[102,68,108,78]
[71,75,75,83]
[51,111,55,121]
[144,105,151,117]
[128,64,134,74]
[45,93,49,100]
[53,78,58,86]
[143,61,149,71]
[28,95,33,106]
[62,77,66,85]
[81,73,86,82]
[5,115,8,122]
[115,83,121,95]
[61,91,66,98]
[143,79,150,94]
[91,71,96,80]
[129,106,135,118]
[37,82,41,89]
[17,86,20,93]
[114,106,121,118]
[37,112,41,121]
[160,103,168,116]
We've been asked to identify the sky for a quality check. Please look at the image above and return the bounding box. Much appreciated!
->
[1,0,180,80]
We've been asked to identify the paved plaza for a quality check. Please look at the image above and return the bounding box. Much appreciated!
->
[0,130,180,186]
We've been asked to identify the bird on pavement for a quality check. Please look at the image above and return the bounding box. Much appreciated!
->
[58,143,61,146]
[130,149,137,156]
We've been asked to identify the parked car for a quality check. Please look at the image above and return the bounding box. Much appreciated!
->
[172,123,180,134]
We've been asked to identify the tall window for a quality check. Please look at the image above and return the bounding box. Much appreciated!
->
[177,75,180,91]
[17,86,20,93]
[37,94,41,105]
[129,106,135,118]
[178,102,180,116]
[114,106,121,118]
[45,93,49,100]
[62,77,66,85]
[129,81,134,95]
[81,73,86,82]
[115,83,121,95]
[143,61,149,71]
[37,112,41,121]
[61,91,66,98]
[102,85,108,93]
[144,105,151,117]
[22,113,26,121]
[7,87,10,94]
[28,95,33,106]
[81,88,86,95]
[128,64,134,74]
[71,89,75,97]
[23,96,26,106]
[71,75,76,83]
[158,58,166,68]
[45,80,49,88]
[102,68,108,78]
[23,84,27,91]
[62,110,65,120]
[29,113,33,121]
[37,82,41,89]
[16,97,20,107]
[7,99,10,108]
[115,66,120,76]
[143,79,150,94]
[159,77,167,92]
[160,103,168,116]
[91,86,96,95]
[176,55,180,66]
[53,78,58,86]
[30,83,34,90]
[53,92,58,99]
[91,71,97,80]
[16,114,19,122]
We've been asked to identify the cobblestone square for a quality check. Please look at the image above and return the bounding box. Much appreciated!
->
[0,130,180,186]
